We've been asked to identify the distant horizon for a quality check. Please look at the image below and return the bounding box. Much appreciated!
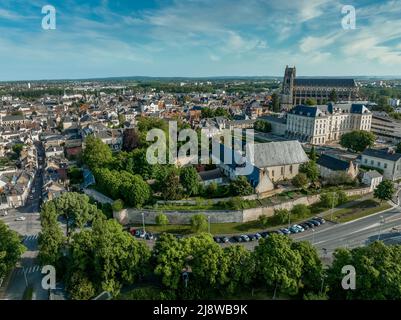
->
[2,74,401,84]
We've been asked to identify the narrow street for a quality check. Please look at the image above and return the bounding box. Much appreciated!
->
[1,141,47,300]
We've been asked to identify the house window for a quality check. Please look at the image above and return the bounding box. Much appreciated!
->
[364,159,368,164]
[281,167,284,175]
[371,160,374,166]
[290,165,293,174]
[384,163,388,169]
[377,162,381,167]
[272,170,275,177]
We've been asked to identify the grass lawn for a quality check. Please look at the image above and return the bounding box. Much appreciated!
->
[326,199,392,223]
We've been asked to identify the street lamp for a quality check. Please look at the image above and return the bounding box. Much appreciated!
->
[141,212,145,233]
[330,191,337,222]
[312,228,315,245]
[378,215,385,240]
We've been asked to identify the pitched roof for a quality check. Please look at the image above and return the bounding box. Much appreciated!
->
[362,148,401,162]
[317,154,351,171]
[252,140,309,168]
[294,78,356,87]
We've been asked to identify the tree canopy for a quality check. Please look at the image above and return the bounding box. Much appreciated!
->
[340,131,375,153]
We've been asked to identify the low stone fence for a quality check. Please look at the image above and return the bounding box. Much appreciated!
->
[114,209,243,225]
[114,187,372,225]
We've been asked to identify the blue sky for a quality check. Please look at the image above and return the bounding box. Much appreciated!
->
[1,0,401,80]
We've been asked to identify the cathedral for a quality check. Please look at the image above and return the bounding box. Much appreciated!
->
[280,66,359,109]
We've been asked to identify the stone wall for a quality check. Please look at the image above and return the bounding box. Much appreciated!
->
[114,187,372,225]
[114,209,243,225]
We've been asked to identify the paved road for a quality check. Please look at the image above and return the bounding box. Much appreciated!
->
[0,141,47,300]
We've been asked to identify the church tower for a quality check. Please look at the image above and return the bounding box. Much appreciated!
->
[281,66,296,110]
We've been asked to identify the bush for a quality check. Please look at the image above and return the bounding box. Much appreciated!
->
[155,213,169,227]
[229,176,254,196]
[291,204,310,219]
[270,209,289,225]
[258,214,269,228]
[292,173,309,189]
[190,214,208,233]
[112,199,124,212]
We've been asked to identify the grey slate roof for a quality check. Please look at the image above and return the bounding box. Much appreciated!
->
[317,154,351,171]
[252,140,309,168]
[294,78,356,87]
[362,149,401,162]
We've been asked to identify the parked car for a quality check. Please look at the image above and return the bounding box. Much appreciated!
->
[280,228,291,235]
[289,226,299,233]
[314,217,326,224]
[304,221,315,228]
[294,225,305,232]
[308,220,321,227]
[299,223,310,230]
[15,216,26,221]
[260,231,270,238]
[145,233,153,240]
[220,236,230,243]
[240,235,250,242]
[232,235,243,242]
[213,236,222,243]
[255,233,262,240]
[248,234,256,241]
[276,230,284,235]
[0,211,8,217]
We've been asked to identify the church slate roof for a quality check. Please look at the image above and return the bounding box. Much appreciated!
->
[251,140,309,168]
[294,78,356,87]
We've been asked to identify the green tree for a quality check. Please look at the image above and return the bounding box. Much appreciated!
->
[38,202,65,266]
[67,218,151,298]
[12,143,24,158]
[68,272,96,300]
[120,175,151,208]
[190,214,208,233]
[155,213,169,231]
[83,135,113,169]
[328,89,337,102]
[254,234,303,298]
[291,204,310,219]
[340,130,375,152]
[222,245,255,294]
[327,242,401,299]
[271,93,280,112]
[112,199,124,212]
[374,180,395,202]
[320,192,338,208]
[53,192,102,237]
[300,161,319,183]
[271,209,290,225]
[254,120,272,133]
[291,241,324,294]
[258,214,270,228]
[396,142,401,154]
[180,167,200,197]
[292,173,309,189]
[229,176,254,196]
[309,146,317,162]
[161,170,183,200]
[305,98,317,106]
[0,220,26,278]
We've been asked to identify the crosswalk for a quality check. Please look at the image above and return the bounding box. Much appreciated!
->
[14,265,41,276]
[23,235,38,242]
